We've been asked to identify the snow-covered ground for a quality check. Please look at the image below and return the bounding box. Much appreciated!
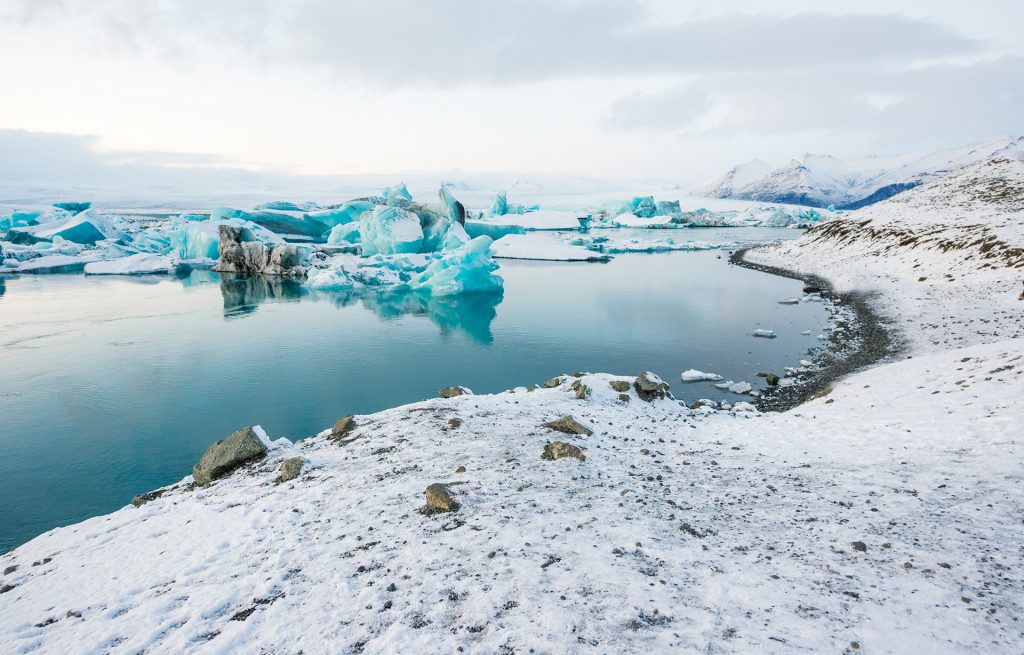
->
[1,150,1023,653]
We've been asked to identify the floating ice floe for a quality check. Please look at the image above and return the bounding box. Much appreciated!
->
[752,329,777,338]
[84,253,190,276]
[680,369,724,383]
[491,234,610,261]
[714,380,754,394]
[778,297,800,304]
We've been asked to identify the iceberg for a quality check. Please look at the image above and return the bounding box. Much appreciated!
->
[410,236,503,296]
[84,253,190,276]
[627,196,658,218]
[655,200,681,217]
[13,210,112,245]
[439,185,466,225]
[253,201,321,212]
[326,222,361,246]
[412,204,456,253]
[359,206,424,256]
[463,221,526,241]
[680,369,724,383]
[169,217,283,261]
[382,183,413,204]
[490,192,508,216]
[248,209,329,239]
[308,201,375,229]
[52,201,92,214]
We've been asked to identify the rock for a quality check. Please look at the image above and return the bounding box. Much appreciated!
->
[0,584,14,594]
[690,401,704,410]
[2,565,16,575]
[609,380,631,392]
[765,373,780,386]
[543,376,566,388]
[570,379,590,400]
[439,386,470,399]
[542,441,586,462]
[192,426,268,487]
[618,393,630,403]
[634,371,671,402]
[803,284,822,294]
[421,483,460,514]
[332,415,356,438]
[455,465,467,473]
[851,541,867,552]
[447,418,463,429]
[131,488,167,507]
[212,225,306,277]
[542,415,593,436]
[279,457,304,482]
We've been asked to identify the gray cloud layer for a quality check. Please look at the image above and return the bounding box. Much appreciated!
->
[7,1,981,85]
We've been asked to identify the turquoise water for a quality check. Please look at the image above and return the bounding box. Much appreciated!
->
[0,230,829,553]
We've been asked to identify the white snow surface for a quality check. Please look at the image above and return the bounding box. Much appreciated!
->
[2,152,1024,653]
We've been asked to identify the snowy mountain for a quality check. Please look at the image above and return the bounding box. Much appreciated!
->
[694,136,1023,209]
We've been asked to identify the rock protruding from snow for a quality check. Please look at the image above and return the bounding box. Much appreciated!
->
[541,415,593,436]
[439,386,472,399]
[634,371,670,401]
[279,458,304,482]
[331,416,356,440]
[421,483,460,514]
[541,441,585,462]
[192,427,269,487]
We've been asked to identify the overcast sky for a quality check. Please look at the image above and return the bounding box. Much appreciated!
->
[1,0,1021,187]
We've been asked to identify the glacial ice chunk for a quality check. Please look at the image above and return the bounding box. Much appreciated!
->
[410,236,503,297]
[169,217,282,261]
[308,201,375,229]
[24,210,111,245]
[84,253,189,276]
[382,183,413,204]
[680,369,724,383]
[752,329,777,338]
[439,185,466,225]
[463,221,526,241]
[248,210,329,239]
[326,222,361,246]
[359,206,423,256]
[490,192,508,216]
[627,196,657,218]
[52,201,92,214]
[253,201,321,212]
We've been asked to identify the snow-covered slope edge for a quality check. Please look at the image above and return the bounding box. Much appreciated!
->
[695,136,1023,209]
[2,155,1023,653]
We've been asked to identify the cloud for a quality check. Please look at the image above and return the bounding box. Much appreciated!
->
[5,1,981,87]
[605,57,1024,149]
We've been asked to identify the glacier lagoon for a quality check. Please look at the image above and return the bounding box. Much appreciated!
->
[0,230,829,552]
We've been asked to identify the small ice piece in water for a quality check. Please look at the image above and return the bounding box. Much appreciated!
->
[713,380,733,390]
[778,297,800,305]
[680,369,724,383]
[359,206,424,256]
[800,329,812,335]
[727,381,753,394]
[752,329,777,338]
[817,334,827,340]
[799,359,814,367]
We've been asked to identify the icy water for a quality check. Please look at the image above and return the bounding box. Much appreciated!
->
[0,230,830,552]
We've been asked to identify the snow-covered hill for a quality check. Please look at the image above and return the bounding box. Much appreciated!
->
[1,151,1023,653]
[694,136,1023,209]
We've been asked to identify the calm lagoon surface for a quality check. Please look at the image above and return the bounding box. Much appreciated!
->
[0,229,830,552]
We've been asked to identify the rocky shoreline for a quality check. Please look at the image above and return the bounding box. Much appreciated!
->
[730,245,897,412]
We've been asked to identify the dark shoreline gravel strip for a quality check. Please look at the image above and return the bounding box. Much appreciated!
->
[729,246,899,412]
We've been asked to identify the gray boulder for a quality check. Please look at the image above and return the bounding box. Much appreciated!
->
[279,457,304,482]
[192,426,268,486]
[542,441,586,462]
[439,386,471,399]
[634,371,671,402]
[421,483,460,514]
[609,380,631,392]
[542,415,593,436]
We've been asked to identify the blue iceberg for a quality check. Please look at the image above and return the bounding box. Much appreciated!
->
[326,222,361,246]
[359,206,423,256]
[410,235,503,297]
[439,185,466,225]
[382,183,413,205]
[463,221,526,240]
[308,200,375,229]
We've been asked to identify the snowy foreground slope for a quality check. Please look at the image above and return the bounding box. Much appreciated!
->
[2,157,1023,654]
